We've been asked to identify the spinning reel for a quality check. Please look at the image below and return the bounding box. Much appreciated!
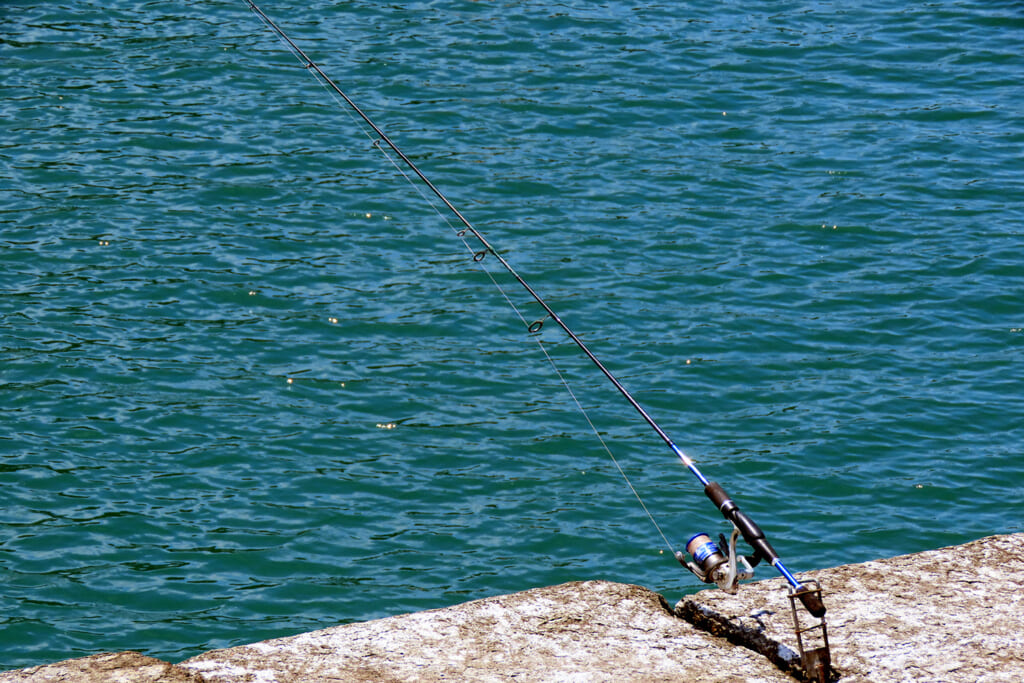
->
[676,525,757,593]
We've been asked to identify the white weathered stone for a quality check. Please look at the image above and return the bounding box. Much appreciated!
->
[182,580,791,682]
[4,534,1023,682]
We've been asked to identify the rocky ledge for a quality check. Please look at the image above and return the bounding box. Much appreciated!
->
[2,533,1021,682]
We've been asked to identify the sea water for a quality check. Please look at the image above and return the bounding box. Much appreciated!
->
[1,0,1022,669]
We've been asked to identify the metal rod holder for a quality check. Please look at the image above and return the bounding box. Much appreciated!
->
[787,580,832,683]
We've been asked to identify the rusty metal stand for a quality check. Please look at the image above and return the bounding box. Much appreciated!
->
[788,581,832,682]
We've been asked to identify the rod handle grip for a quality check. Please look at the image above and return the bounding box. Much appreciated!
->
[704,482,778,563]
[704,480,731,509]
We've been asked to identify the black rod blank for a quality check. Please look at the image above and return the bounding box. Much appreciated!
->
[243,0,824,615]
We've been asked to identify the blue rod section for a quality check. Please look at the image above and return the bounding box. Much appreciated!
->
[773,559,802,589]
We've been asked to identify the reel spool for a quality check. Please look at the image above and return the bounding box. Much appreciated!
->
[676,524,755,593]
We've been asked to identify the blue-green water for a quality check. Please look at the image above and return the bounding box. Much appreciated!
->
[2,0,1022,669]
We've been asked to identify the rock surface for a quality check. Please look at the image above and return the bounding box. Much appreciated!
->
[182,580,791,682]
[0,651,203,683]
[3,533,1023,682]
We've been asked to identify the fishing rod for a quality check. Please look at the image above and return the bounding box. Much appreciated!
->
[243,0,829,656]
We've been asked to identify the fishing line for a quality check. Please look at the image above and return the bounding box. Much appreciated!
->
[244,0,827,623]
[370,121,678,555]
[246,0,676,555]
[387,154,678,555]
